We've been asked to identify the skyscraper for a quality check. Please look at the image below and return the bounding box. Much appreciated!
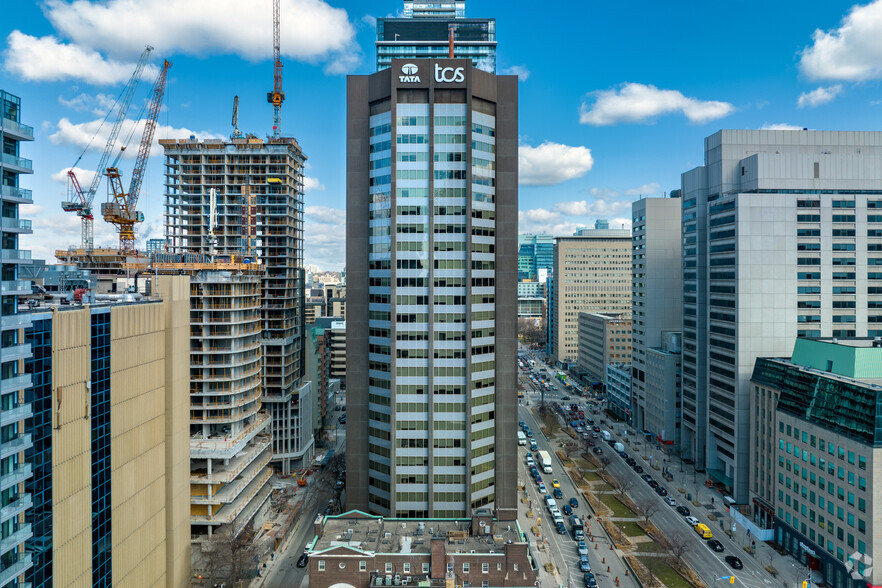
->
[630,196,682,444]
[681,129,882,503]
[517,234,553,280]
[346,58,518,519]
[0,89,34,588]
[376,1,496,73]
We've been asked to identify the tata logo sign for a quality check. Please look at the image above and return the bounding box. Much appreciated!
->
[435,64,465,83]
[399,63,420,83]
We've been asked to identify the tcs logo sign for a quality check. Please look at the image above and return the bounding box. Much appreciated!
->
[435,64,465,83]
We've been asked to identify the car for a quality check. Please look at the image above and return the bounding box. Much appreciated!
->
[587,440,596,447]
[684,516,700,526]
[632,465,644,474]
[654,486,668,496]
[570,497,579,508]
[552,479,561,488]
[676,506,691,516]
[579,555,591,572]
[707,539,725,552]
[553,488,563,499]
[519,421,525,428]
[334,405,342,411]
[583,572,597,587]
[640,473,651,482]
[562,396,571,401]
[538,483,547,493]
[338,415,346,424]
[647,480,660,489]
[591,432,598,439]
[296,553,309,567]
[526,430,533,437]
[556,522,567,534]
[619,452,629,460]
[525,451,532,458]
[576,541,589,556]
[563,504,573,516]
[664,497,677,506]
[575,427,583,433]
[592,447,603,454]
[626,457,637,466]
[725,556,743,569]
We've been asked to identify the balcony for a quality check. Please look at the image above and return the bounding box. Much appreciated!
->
[0,314,31,330]
[190,411,270,459]
[0,117,34,141]
[0,281,32,296]
[0,343,30,363]
[190,448,272,505]
[190,466,272,525]
[0,402,32,426]
[0,463,32,491]
[0,186,32,204]
[190,434,271,484]
[0,433,32,461]
[0,217,32,233]
[0,153,32,172]
[0,524,32,556]
[0,250,30,264]
[0,551,32,587]
[0,494,31,522]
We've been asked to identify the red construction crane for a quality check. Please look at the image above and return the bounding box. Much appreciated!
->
[266,0,285,138]
[101,59,171,253]
[62,45,153,251]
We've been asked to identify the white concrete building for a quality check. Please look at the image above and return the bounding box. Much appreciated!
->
[681,129,882,504]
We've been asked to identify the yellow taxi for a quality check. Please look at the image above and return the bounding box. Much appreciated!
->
[552,479,561,489]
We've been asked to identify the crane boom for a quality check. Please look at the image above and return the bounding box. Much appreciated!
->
[102,59,171,253]
[266,0,284,138]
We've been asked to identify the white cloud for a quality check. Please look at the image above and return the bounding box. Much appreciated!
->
[760,123,805,130]
[625,182,661,196]
[303,177,326,192]
[304,206,345,269]
[58,92,118,115]
[518,209,583,237]
[797,84,843,108]
[800,0,882,81]
[49,117,224,156]
[50,166,99,188]
[552,200,631,217]
[518,142,594,186]
[361,14,378,27]
[4,31,160,84]
[589,187,619,199]
[501,65,530,81]
[579,82,734,125]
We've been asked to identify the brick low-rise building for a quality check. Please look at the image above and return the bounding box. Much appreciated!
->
[306,510,538,587]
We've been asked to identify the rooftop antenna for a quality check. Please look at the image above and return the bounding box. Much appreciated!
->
[231,95,242,139]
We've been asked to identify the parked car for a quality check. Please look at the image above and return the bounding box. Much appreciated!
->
[676,506,691,517]
[664,497,677,506]
[538,482,547,493]
[725,556,743,569]
[707,539,725,552]
[647,480,660,489]
[632,465,643,474]
[640,473,652,482]
[684,516,700,526]
[592,447,603,455]
[654,486,667,496]
[297,553,309,567]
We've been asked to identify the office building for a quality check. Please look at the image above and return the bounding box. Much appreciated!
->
[517,234,553,280]
[516,279,545,319]
[306,325,333,439]
[631,196,682,442]
[750,338,882,588]
[681,129,882,504]
[325,284,347,318]
[23,277,191,588]
[0,89,34,588]
[161,136,313,476]
[376,1,496,73]
[549,229,631,365]
[306,510,538,588]
[576,312,631,385]
[605,362,632,421]
[346,58,518,518]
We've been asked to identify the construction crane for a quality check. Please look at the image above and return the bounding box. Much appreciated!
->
[231,95,242,139]
[62,45,153,251]
[101,59,171,253]
[266,0,285,138]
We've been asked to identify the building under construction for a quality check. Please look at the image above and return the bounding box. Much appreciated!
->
[160,136,314,477]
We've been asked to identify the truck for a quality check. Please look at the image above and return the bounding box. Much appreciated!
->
[571,515,584,539]
[538,450,553,473]
[600,430,611,442]
[517,431,527,446]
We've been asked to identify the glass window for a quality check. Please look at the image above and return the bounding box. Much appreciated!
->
[319,561,326,571]
[463,563,469,573]
[360,561,366,571]
[482,563,489,573]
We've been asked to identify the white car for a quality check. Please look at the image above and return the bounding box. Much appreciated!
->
[664,497,676,506]
[575,427,583,433]
[684,516,700,526]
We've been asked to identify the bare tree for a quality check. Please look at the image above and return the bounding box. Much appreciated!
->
[614,475,634,498]
[204,525,258,587]
[518,318,547,346]
[635,496,660,525]
[666,531,692,568]
[643,555,660,586]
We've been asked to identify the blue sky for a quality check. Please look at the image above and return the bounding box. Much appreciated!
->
[3,0,882,269]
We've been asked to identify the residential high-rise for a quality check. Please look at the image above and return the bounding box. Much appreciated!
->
[376,1,496,73]
[0,89,34,588]
[630,196,682,443]
[161,136,313,476]
[681,129,882,504]
[549,229,631,365]
[346,58,518,519]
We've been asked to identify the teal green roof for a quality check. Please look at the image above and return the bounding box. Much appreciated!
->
[791,339,882,380]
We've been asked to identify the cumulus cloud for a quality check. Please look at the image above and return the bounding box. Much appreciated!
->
[518,142,594,186]
[589,187,619,199]
[49,117,224,156]
[303,177,326,192]
[579,82,734,125]
[552,200,631,217]
[50,166,99,188]
[4,0,360,84]
[800,0,882,81]
[4,31,160,84]
[625,182,661,196]
[501,65,530,81]
[58,92,118,114]
[760,123,805,130]
[797,84,843,108]
[304,205,345,269]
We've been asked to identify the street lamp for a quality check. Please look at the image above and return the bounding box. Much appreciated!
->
[714,575,734,587]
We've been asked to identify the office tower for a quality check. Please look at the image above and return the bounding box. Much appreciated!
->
[549,229,631,365]
[0,89,34,587]
[750,337,882,587]
[681,129,882,504]
[346,58,518,519]
[517,234,553,280]
[630,196,682,443]
[161,136,313,476]
[23,277,191,587]
[376,1,496,73]
[576,312,631,385]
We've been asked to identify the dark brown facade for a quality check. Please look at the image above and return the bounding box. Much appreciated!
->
[345,59,518,519]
